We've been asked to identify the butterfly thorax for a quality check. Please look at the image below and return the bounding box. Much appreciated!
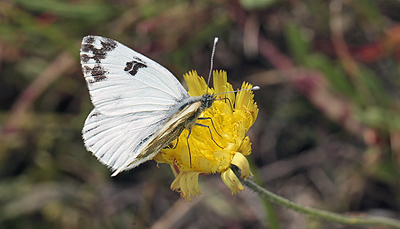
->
[181,94,214,132]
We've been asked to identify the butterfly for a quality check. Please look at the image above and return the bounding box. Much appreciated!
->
[80,35,218,176]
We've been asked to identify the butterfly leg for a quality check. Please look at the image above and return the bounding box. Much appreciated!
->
[216,97,233,110]
[224,97,234,110]
[170,138,179,149]
[197,117,222,137]
[186,129,192,167]
[173,138,179,149]
[195,123,223,149]
[166,138,179,149]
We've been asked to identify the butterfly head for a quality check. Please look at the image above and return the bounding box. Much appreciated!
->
[200,93,216,110]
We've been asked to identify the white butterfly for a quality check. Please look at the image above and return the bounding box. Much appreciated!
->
[80,35,217,176]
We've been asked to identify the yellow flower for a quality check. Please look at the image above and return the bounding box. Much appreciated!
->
[153,70,259,201]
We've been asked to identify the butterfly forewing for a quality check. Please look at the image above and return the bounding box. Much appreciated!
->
[80,35,190,173]
[80,35,189,115]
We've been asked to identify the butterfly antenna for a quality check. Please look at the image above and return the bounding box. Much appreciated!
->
[214,86,260,96]
[206,37,219,94]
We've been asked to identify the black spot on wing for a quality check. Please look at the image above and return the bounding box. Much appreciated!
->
[90,111,101,117]
[138,134,153,147]
[84,125,99,134]
[81,36,117,64]
[81,54,90,63]
[124,57,147,76]
[83,65,108,84]
[84,36,95,44]
[101,39,117,52]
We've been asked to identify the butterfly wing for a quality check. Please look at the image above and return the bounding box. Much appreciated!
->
[80,35,188,115]
[83,109,170,173]
[80,35,190,173]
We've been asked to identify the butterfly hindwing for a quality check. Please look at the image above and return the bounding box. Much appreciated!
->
[83,109,170,172]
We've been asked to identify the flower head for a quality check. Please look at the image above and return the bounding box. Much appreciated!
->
[153,70,259,201]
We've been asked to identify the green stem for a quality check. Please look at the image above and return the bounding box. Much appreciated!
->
[236,172,400,228]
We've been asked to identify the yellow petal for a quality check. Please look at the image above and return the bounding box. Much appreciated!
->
[213,70,235,105]
[221,168,244,194]
[213,70,227,94]
[238,136,252,156]
[170,171,201,201]
[183,71,208,96]
[231,153,250,179]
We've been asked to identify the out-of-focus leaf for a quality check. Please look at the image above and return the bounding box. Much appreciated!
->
[284,22,311,65]
[240,0,276,10]
[352,0,383,29]
[357,65,392,107]
[356,107,400,132]
[356,107,387,130]
[14,0,115,21]
[369,159,400,184]
[304,54,357,100]
[284,22,362,104]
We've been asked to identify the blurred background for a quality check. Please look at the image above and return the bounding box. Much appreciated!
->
[1,0,400,228]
